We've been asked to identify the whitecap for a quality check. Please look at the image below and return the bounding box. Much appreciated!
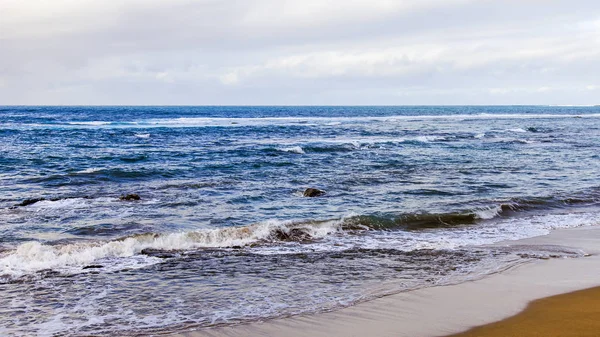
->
[28,198,88,210]
[411,136,445,143]
[51,113,600,129]
[473,205,503,219]
[67,121,111,126]
[281,146,305,154]
[76,167,103,174]
[508,128,527,133]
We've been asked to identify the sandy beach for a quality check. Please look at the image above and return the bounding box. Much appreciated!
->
[170,226,600,337]
[450,286,600,337]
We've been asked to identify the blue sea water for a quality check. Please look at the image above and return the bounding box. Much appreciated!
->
[0,106,599,336]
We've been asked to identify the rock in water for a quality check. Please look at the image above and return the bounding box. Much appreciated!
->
[119,194,141,201]
[303,188,325,197]
[17,198,46,206]
[82,265,104,270]
[140,248,176,259]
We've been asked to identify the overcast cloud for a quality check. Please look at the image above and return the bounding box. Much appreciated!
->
[1,0,599,105]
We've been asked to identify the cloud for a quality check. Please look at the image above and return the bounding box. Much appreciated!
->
[217,32,600,84]
[1,0,600,104]
[537,86,551,93]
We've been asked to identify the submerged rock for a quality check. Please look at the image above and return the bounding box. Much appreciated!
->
[140,248,176,259]
[82,265,104,270]
[303,188,325,197]
[119,194,141,201]
[273,228,313,242]
[17,198,46,206]
[16,196,95,207]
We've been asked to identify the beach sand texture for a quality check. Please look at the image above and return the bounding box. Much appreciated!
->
[449,286,600,337]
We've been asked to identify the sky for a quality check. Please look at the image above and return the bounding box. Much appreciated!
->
[0,0,599,105]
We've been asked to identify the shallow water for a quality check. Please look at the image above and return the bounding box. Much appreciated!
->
[1,106,599,335]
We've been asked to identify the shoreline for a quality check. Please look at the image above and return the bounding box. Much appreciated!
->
[169,226,600,337]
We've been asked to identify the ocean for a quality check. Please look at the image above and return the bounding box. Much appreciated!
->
[1,105,599,336]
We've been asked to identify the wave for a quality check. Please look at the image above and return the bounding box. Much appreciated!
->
[421,135,446,142]
[280,146,305,154]
[507,128,527,133]
[3,190,599,279]
[344,207,504,231]
[23,168,181,185]
[345,193,600,231]
[27,198,89,210]
[76,167,104,174]
[526,127,552,133]
[0,219,343,277]
[496,138,535,144]
[18,113,600,129]
[2,207,599,280]
[12,196,97,208]
[267,136,447,153]
[67,121,112,126]
[66,222,148,237]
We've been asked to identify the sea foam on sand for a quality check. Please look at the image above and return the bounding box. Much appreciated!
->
[172,226,600,337]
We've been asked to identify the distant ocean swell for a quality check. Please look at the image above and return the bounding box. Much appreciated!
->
[1,113,600,130]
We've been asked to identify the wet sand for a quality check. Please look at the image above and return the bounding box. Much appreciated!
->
[171,226,600,337]
[449,286,600,337]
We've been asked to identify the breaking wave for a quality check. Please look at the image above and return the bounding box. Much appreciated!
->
[2,192,600,279]
[280,146,305,154]
[0,219,343,278]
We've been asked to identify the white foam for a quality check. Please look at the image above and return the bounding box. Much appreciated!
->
[2,210,599,278]
[67,121,111,126]
[474,205,503,220]
[281,146,305,154]
[256,211,600,255]
[28,198,88,210]
[412,136,445,143]
[24,288,188,337]
[259,135,446,148]
[135,133,150,138]
[0,219,342,277]
[508,128,527,133]
[76,167,104,174]
[400,211,600,251]
[54,113,600,129]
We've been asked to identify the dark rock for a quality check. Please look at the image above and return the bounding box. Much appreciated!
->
[273,228,313,242]
[303,188,325,197]
[140,248,175,259]
[17,196,96,207]
[17,198,46,207]
[82,265,104,270]
[119,194,141,201]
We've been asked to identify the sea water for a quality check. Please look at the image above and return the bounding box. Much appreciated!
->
[0,106,599,335]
